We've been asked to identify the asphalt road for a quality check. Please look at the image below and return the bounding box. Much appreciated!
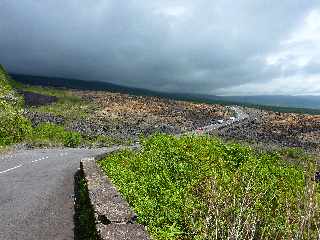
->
[0,147,116,240]
[192,106,248,134]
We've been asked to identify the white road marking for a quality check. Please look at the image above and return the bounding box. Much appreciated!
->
[0,164,23,175]
[31,159,42,163]
[31,156,49,163]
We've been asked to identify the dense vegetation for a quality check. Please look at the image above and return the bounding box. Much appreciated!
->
[0,65,32,146]
[99,134,320,240]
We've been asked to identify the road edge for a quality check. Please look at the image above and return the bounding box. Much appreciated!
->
[80,147,150,240]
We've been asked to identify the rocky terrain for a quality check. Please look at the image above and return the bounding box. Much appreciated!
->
[23,90,232,141]
[19,87,320,152]
[217,108,320,152]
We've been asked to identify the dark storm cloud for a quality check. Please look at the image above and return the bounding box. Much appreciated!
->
[1,0,320,94]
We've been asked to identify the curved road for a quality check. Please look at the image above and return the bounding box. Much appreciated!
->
[192,106,248,134]
[0,147,118,240]
[0,106,248,240]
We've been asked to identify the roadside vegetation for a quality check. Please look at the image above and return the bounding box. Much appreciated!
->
[23,122,124,148]
[0,65,32,146]
[99,134,320,240]
[28,123,82,147]
[0,66,123,149]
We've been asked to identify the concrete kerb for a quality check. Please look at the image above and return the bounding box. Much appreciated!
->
[80,145,150,240]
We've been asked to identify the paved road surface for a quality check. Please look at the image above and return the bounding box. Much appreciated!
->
[192,106,248,134]
[0,147,117,240]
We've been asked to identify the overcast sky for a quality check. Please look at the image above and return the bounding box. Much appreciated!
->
[1,1,320,95]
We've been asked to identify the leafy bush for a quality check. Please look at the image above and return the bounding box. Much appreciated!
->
[99,134,320,240]
[0,65,32,146]
[0,101,33,146]
[31,123,82,147]
[0,65,13,95]
[63,131,82,147]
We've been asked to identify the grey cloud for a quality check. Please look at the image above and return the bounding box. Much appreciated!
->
[0,0,319,94]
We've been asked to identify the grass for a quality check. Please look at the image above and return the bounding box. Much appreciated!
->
[9,76,98,121]
[99,134,320,240]
[10,79,75,98]
[24,122,127,148]
[25,86,98,121]
[13,83,98,121]
[27,123,82,148]
[32,101,96,121]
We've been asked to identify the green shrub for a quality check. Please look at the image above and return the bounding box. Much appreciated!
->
[31,123,82,147]
[0,65,13,95]
[0,101,32,146]
[99,134,320,240]
[63,131,82,147]
[0,65,31,146]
